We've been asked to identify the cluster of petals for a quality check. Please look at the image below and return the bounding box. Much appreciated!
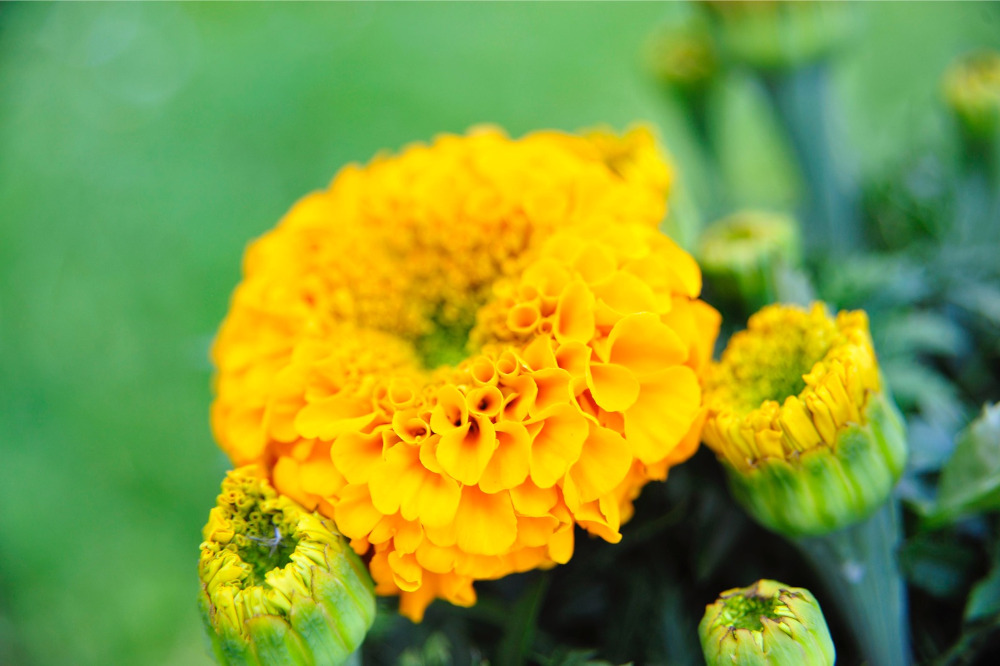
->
[211,126,720,621]
[702,303,881,473]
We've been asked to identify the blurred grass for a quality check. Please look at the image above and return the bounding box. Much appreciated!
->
[0,3,998,664]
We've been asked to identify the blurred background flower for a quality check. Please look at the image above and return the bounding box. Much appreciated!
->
[3,2,1000,665]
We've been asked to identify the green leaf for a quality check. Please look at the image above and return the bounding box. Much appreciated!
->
[966,565,1000,623]
[898,532,980,599]
[931,404,1000,526]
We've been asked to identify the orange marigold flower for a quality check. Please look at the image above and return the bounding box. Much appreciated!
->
[211,126,720,621]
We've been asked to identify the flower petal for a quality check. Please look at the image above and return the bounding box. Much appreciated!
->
[528,404,589,488]
[624,366,701,464]
[479,420,532,493]
[608,313,687,377]
[454,487,517,556]
[568,422,633,503]
[586,361,640,413]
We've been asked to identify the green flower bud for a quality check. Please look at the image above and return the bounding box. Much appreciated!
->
[704,1,854,71]
[943,50,1000,142]
[199,466,376,665]
[698,211,802,311]
[645,17,718,91]
[699,579,835,666]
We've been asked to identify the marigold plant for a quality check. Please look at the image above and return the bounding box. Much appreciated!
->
[211,126,720,620]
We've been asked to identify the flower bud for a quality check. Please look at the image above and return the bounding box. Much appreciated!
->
[645,17,718,91]
[703,303,908,536]
[699,579,835,666]
[943,50,1000,143]
[698,211,802,311]
[703,1,855,71]
[198,466,376,665]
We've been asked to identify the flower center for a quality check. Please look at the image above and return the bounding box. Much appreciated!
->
[414,306,479,370]
[711,305,839,413]
[238,522,299,587]
[717,591,784,632]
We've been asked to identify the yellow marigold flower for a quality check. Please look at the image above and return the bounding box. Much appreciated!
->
[199,466,376,665]
[944,50,1000,140]
[699,579,835,666]
[703,303,907,536]
[211,126,720,621]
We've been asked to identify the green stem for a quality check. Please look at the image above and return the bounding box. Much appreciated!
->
[955,132,1000,248]
[795,501,911,666]
[762,64,861,257]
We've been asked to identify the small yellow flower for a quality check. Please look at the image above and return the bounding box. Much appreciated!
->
[703,303,907,536]
[199,466,375,665]
[699,579,835,666]
[211,127,720,620]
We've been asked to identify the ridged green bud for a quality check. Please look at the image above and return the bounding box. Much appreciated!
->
[198,466,376,665]
[699,579,835,666]
[698,211,802,311]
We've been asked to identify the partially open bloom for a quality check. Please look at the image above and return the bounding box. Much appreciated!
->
[199,466,375,665]
[698,211,801,311]
[699,579,835,666]
[943,50,1000,140]
[211,127,720,620]
[703,303,907,536]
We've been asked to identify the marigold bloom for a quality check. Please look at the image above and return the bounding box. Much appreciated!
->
[199,466,375,665]
[211,126,720,620]
[699,579,835,666]
[703,303,906,536]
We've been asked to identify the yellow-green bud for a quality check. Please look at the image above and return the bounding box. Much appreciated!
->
[943,50,1000,142]
[645,17,718,90]
[698,211,802,311]
[704,1,854,71]
[198,466,376,665]
[699,580,835,666]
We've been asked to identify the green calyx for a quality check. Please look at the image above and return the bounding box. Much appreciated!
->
[728,390,908,537]
[700,580,835,666]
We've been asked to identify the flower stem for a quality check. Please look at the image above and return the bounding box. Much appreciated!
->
[795,501,911,666]
[762,63,861,257]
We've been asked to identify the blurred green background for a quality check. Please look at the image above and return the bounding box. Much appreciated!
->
[1,3,999,664]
